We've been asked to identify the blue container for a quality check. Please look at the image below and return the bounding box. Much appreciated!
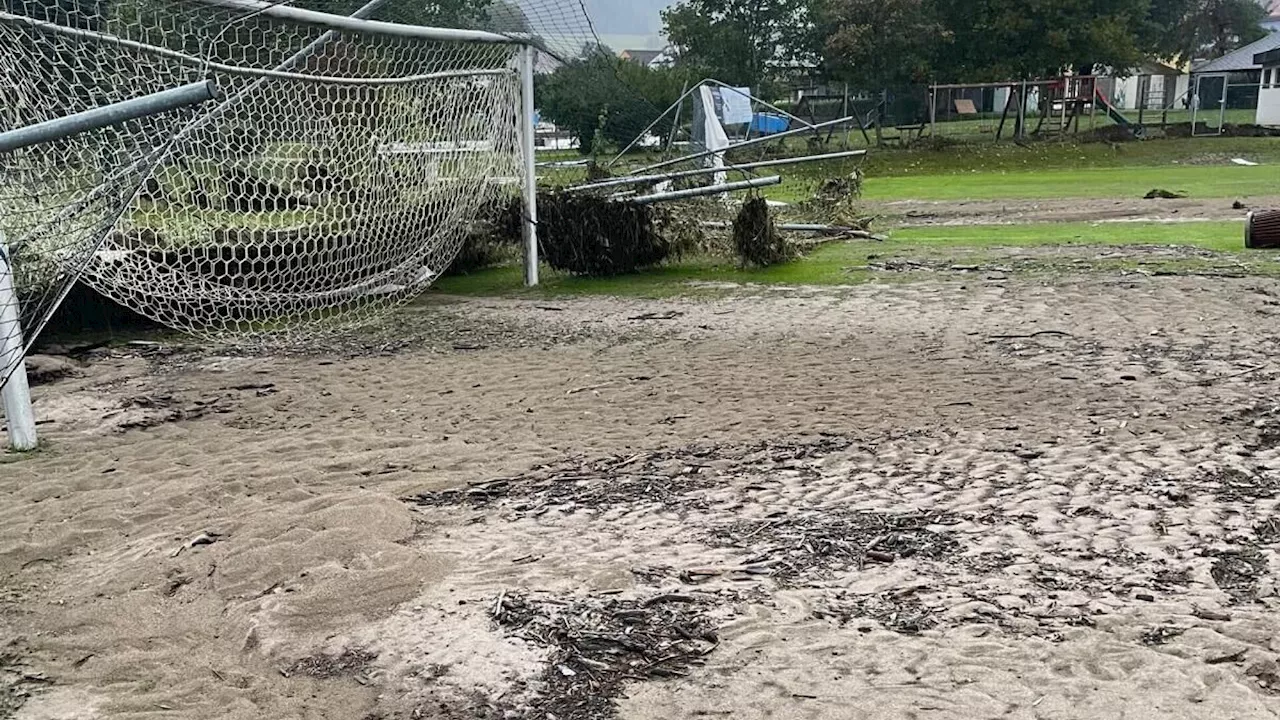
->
[750,113,790,135]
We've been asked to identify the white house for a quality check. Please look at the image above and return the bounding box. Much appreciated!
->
[1107,62,1190,111]
[1263,0,1280,32]
[1255,46,1280,125]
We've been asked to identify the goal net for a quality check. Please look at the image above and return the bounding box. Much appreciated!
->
[0,0,597,388]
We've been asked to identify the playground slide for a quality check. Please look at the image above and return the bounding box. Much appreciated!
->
[1094,88,1145,137]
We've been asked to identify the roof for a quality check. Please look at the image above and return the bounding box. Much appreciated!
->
[619,49,662,65]
[1194,31,1280,73]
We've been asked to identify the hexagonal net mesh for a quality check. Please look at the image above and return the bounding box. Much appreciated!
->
[0,0,604,388]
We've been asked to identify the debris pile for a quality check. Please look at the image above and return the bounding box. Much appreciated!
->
[732,196,792,267]
[409,437,852,518]
[492,591,721,720]
[536,193,675,276]
[707,510,960,585]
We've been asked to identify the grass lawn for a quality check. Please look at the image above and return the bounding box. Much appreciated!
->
[434,220,1257,298]
[554,137,1280,204]
[859,164,1278,202]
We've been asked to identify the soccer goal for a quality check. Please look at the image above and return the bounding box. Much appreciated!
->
[0,0,547,449]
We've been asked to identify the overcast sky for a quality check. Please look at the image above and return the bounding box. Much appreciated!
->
[580,0,673,36]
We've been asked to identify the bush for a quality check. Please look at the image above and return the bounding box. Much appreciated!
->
[537,193,674,276]
[733,196,793,267]
[445,197,521,275]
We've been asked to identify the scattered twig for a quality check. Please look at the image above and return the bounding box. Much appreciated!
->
[1206,649,1248,665]
[1192,606,1233,622]
[988,331,1074,340]
[628,311,683,321]
[1196,364,1268,386]
[567,382,613,396]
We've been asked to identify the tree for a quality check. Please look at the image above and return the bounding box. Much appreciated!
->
[536,51,692,154]
[661,0,815,89]
[816,0,943,89]
[1141,0,1267,62]
[817,0,1157,84]
[929,0,1151,81]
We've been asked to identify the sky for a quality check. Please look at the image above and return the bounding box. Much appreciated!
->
[580,0,673,48]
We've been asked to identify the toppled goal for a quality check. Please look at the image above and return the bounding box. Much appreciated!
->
[0,0,559,447]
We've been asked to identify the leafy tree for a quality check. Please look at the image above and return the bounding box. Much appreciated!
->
[536,51,692,154]
[815,0,943,88]
[925,0,1151,81]
[817,0,1229,85]
[661,0,815,89]
[1141,0,1267,61]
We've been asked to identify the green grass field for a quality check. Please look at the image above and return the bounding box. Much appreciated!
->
[470,135,1280,300]
[436,220,1258,298]
[860,164,1276,201]
[549,136,1280,205]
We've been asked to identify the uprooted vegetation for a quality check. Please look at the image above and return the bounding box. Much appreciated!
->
[446,164,873,278]
[733,196,793,267]
[707,509,961,585]
[490,591,726,720]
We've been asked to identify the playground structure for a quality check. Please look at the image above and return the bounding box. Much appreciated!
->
[927,76,1147,142]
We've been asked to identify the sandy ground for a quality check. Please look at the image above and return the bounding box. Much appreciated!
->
[871,195,1280,226]
[6,274,1280,719]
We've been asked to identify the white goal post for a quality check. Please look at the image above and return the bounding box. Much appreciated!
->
[0,0,543,450]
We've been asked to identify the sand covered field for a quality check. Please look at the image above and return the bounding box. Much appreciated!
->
[5,273,1280,719]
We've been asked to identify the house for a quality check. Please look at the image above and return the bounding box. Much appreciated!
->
[1263,0,1280,32]
[1192,30,1280,78]
[619,49,662,66]
[648,46,678,69]
[618,47,677,69]
[1192,31,1280,113]
[1106,61,1191,111]
[1255,46,1280,124]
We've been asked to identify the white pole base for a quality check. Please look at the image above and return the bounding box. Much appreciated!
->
[0,236,37,452]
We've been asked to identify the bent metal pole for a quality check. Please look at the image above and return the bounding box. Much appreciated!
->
[0,80,219,154]
[629,115,858,176]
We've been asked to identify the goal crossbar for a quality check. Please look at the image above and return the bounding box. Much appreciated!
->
[192,0,525,45]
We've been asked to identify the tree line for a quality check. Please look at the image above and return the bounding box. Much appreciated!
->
[665,0,1268,89]
[537,0,1268,152]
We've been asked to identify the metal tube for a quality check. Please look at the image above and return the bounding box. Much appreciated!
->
[665,80,689,156]
[931,83,942,135]
[519,45,539,287]
[629,175,781,205]
[929,81,1053,91]
[0,234,36,451]
[699,220,882,237]
[192,0,519,45]
[0,80,219,155]
[565,149,867,193]
[1,8,488,87]
[629,115,858,176]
